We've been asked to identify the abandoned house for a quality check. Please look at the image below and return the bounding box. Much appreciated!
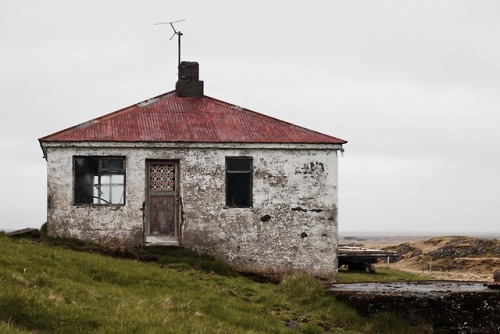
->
[39,61,347,280]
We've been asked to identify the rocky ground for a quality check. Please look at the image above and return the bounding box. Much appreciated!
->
[376,236,500,281]
[358,236,500,281]
[336,235,500,333]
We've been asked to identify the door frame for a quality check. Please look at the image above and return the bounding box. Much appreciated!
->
[145,159,180,245]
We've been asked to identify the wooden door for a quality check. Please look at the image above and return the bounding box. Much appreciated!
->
[146,161,179,238]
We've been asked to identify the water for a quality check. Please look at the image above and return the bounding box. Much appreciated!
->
[329,281,498,296]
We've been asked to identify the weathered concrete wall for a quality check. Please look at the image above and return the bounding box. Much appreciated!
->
[45,146,144,247]
[44,142,340,280]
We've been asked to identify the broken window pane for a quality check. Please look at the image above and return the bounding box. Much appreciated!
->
[74,157,125,205]
[101,158,124,170]
[227,158,251,171]
[226,157,253,208]
[74,157,99,205]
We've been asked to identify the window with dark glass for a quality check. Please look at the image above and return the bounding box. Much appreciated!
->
[74,157,125,205]
[225,157,253,208]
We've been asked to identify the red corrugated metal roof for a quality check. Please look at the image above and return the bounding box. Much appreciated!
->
[39,91,347,144]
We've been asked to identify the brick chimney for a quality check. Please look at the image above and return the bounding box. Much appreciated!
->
[176,61,204,97]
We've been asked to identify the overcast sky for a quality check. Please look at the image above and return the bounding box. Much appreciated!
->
[1,1,499,235]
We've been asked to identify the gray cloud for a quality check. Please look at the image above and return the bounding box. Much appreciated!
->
[1,1,499,234]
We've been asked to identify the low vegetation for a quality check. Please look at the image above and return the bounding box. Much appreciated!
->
[384,236,500,281]
[337,267,433,284]
[0,231,431,333]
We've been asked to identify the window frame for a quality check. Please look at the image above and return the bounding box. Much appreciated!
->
[73,156,126,206]
[225,156,253,208]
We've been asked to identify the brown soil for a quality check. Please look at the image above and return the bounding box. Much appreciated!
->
[360,236,500,281]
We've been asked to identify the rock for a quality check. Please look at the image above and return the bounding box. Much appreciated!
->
[494,269,500,282]
[409,250,422,258]
[330,282,500,334]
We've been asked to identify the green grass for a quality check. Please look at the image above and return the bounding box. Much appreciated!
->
[337,267,434,283]
[0,234,431,333]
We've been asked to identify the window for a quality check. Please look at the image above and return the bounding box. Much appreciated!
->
[74,157,125,205]
[226,157,253,207]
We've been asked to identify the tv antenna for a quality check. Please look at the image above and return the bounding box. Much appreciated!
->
[155,19,185,66]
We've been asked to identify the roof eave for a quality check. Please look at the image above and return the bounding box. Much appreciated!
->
[39,140,346,151]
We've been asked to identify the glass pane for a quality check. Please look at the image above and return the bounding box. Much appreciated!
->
[101,174,124,204]
[110,174,125,204]
[112,174,124,184]
[93,176,101,204]
[111,185,125,204]
[100,185,111,204]
[101,158,124,170]
[226,158,252,171]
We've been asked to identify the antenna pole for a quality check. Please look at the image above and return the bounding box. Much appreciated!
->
[177,31,183,66]
[154,19,186,68]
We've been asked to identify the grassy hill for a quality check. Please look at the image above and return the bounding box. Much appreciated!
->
[0,232,430,333]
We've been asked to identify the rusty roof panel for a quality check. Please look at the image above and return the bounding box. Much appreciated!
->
[39,91,347,145]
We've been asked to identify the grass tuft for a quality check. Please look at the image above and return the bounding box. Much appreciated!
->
[338,267,433,283]
[279,272,326,305]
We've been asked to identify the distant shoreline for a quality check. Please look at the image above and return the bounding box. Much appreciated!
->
[339,231,500,239]
[339,233,500,246]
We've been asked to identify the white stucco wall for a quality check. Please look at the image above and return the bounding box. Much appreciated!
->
[43,142,342,280]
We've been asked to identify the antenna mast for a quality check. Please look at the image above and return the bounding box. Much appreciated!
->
[155,19,185,66]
